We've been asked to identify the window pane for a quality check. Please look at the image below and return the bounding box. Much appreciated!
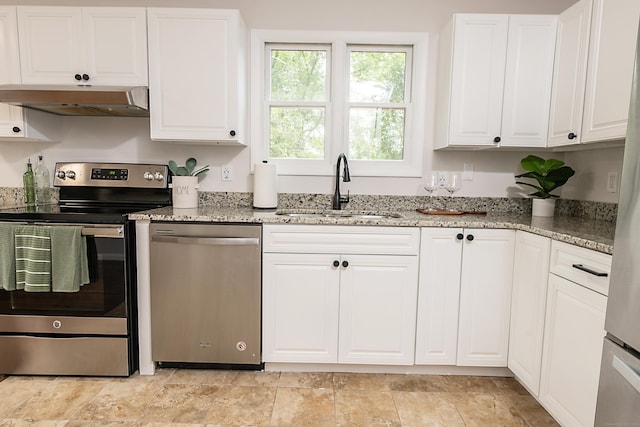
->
[270,49,327,102]
[349,51,406,103]
[349,108,405,160]
[270,107,325,159]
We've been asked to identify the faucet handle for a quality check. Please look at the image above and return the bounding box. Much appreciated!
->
[340,190,350,204]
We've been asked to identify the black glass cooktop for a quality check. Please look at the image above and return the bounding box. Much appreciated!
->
[0,203,162,224]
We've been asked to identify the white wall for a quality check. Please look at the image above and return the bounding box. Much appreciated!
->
[4,0,615,202]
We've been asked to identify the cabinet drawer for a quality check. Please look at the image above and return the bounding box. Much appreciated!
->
[263,225,420,255]
[550,241,611,295]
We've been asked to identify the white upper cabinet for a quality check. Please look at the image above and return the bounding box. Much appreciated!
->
[17,6,148,86]
[0,7,20,85]
[0,7,60,141]
[548,0,640,147]
[581,0,640,143]
[435,14,557,149]
[147,8,247,145]
[547,1,590,147]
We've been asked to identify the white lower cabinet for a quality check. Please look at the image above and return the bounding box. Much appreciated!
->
[262,253,339,363]
[415,228,515,367]
[538,241,610,427]
[508,231,551,395]
[414,228,462,365]
[262,225,419,365]
[457,229,515,367]
[338,254,418,365]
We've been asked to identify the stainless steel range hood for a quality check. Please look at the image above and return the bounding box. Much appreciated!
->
[0,85,149,117]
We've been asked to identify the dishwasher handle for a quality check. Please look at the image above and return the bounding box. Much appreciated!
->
[151,235,260,247]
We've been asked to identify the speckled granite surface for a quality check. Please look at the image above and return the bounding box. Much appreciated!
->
[1,187,616,254]
[130,205,616,254]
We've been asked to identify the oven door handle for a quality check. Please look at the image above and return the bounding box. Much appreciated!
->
[81,226,124,239]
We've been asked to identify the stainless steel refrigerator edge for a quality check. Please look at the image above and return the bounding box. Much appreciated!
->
[594,21,640,426]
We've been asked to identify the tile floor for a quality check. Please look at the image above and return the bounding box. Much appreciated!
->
[0,370,558,426]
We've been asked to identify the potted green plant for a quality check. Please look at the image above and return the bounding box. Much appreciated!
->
[515,155,575,217]
[168,157,209,209]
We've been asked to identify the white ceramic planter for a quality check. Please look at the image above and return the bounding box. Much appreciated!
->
[171,176,199,209]
[532,198,556,217]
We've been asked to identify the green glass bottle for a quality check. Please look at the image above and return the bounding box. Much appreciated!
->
[23,158,36,207]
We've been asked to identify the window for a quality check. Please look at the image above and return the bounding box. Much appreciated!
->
[251,31,428,177]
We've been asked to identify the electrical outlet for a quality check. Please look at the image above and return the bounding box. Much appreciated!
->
[437,172,448,187]
[222,165,232,181]
[607,172,618,193]
[463,163,474,181]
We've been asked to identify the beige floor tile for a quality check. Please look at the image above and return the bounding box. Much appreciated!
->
[442,375,501,393]
[0,420,68,427]
[73,381,160,422]
[393,391,465,427]
[141,384,219,424]
[335,389,400,427]
[450,392,528,427]
[387,374,448,392]
[166,369,228,385]
[0,379,50,419]
[278,372,334,389]
[333,372,392,391]
[10,380,104,420]
[202,385,276,425]
[491,377,531,396]
[223,370,280,387]
[501,393,560,426]
[271,387,335,426]
[65,422,139,426]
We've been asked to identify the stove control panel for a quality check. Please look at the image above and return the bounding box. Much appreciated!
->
[54,163,169,189]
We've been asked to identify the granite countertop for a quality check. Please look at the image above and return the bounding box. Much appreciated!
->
[130,206,616,254]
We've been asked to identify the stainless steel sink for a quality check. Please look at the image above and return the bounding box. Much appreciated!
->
[275,210,403,219]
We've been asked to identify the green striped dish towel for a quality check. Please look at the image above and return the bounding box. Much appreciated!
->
[15,225,51,292]
[50,226,89,292]
[0,223,17,291]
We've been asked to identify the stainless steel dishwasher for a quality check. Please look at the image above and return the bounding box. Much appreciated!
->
[149,223,262,368]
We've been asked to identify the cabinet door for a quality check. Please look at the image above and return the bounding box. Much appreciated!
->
[262,253,339,363]
[338,254,419,365]
[0,7,20,84]
[82,8,148,86]
[581,0,640,143]
[147,8,244,143]
[539,274,606,427]
[17,6,84,84]
[415,228,463,365]
[508,231,551,395]
[0,7,24,138]
[448,14,509,147]
[548,0,592,147]
[500,15,557,148]
[457,229,515,367]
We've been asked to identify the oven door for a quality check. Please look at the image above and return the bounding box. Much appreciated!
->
[0,223,129,333]
[0,223,134,376]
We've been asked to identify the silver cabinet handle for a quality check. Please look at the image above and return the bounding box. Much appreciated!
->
[613,355,640,394]
[151,235,259,246]
[572,263,608,277]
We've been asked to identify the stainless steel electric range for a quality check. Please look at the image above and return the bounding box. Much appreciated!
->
[0,162,171,376]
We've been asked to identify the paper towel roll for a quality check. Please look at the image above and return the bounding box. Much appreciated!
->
[253,161,278,209]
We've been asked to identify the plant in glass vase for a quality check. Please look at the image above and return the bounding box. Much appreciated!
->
[515,155,575,217]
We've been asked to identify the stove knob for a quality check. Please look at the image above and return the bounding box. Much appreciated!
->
[144,171,153,181]
[66,170,76,179]
[56,170,66,179]
[154,172,164,181]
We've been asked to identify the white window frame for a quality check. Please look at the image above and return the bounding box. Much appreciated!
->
[251,30,429,177]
